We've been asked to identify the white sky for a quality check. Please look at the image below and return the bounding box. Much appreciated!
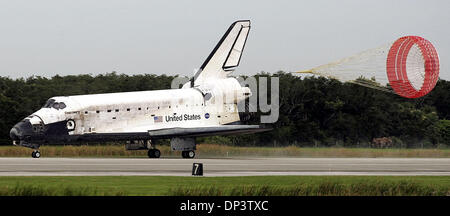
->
[0,0,448,80]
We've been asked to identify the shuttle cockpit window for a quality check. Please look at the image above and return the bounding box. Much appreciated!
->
[58,102,67,109]
[43,99,56,108]
[42,99,66,110]
[52,102,67,110]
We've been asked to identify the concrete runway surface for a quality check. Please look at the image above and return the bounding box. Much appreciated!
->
[0,157,449,176]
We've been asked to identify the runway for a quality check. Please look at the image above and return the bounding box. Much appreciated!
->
[0,157,449,176]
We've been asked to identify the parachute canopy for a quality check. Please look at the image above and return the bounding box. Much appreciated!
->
[297,36,440,98]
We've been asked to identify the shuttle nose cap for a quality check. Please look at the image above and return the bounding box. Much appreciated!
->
[10,120,33,142]
[9,127,19,141]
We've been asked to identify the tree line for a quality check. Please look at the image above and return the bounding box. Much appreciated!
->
[1,72,449,148]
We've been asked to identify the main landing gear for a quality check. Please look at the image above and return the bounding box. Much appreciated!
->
[147,149,161,158]
[31,150,41,158]
[129,139,196,159]
[181,150,195,159]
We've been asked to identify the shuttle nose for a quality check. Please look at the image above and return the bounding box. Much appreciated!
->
[9,127,19,141]
[10,120,33,142]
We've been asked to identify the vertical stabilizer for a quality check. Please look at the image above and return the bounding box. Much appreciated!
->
[193,20,250,86]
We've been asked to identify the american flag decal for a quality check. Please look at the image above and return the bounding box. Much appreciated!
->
[154,116,163,123]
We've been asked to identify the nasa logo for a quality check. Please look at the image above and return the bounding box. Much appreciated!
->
[205,113,210,119]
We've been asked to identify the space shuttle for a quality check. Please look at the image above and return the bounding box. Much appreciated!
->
[9,20,270,158]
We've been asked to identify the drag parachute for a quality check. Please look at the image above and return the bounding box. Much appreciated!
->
[297,36,440,98]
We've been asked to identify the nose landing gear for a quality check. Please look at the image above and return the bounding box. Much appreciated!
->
[31,150,41,158]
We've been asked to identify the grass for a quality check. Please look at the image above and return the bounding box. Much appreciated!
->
[0,183,127,196]
[0,176,448,196]
[0,144,449,158]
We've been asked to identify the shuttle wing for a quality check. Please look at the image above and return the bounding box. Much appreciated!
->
[148,125,270,139]
[75,125,270,141]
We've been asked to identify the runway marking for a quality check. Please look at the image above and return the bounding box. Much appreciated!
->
[0,158,448,176]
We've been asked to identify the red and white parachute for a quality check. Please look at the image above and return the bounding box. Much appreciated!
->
[297,36,440,98]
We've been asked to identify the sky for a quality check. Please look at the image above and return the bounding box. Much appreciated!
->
[0,0,448,80]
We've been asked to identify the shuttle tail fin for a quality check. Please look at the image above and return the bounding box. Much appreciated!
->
[193,20,251,86]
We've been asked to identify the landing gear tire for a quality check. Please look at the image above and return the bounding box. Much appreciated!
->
[182,151,195,159]
[153,149,161,158]
[31,150,41,158]
[147,149,161,158]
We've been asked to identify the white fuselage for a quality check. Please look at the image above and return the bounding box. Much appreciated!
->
[28,78,250,135]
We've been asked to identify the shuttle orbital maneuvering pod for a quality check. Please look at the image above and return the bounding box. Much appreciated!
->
[9,20,270,158]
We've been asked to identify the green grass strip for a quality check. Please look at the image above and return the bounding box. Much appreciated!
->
[0,176,448,196]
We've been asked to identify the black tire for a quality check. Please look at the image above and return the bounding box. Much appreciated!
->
[32,151,40,158]
[148,149,161,158]
[182,151,195,159]
[153,149,161,158]
[187,151,195,158]
[147,149,155,158]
